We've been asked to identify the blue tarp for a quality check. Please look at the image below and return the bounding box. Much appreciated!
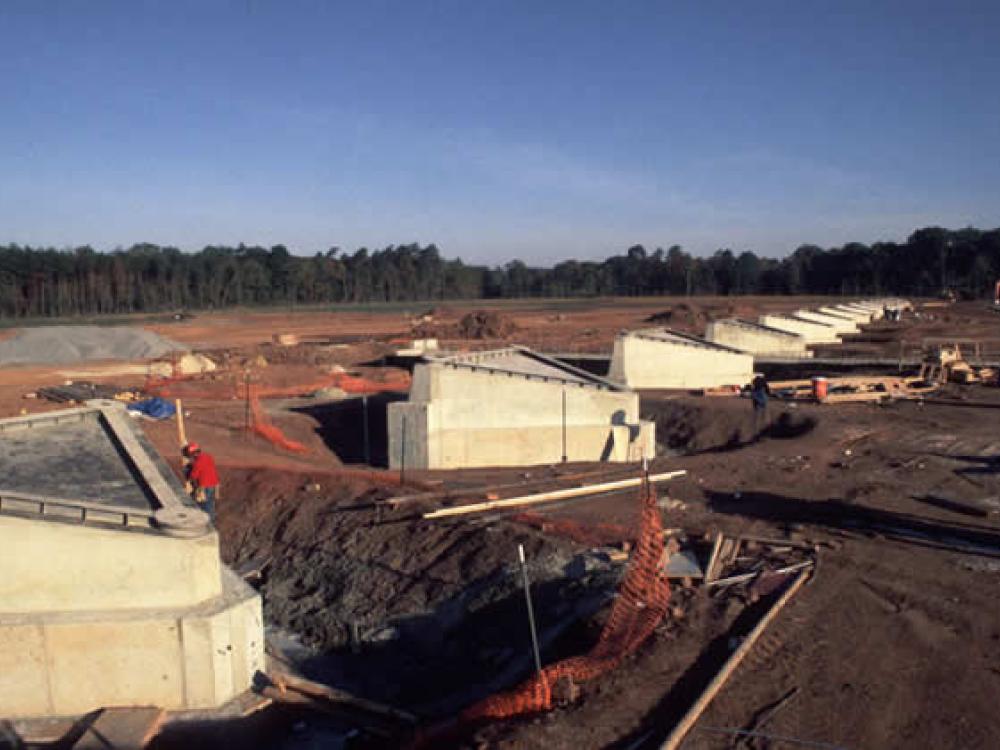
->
[127,397,177,420]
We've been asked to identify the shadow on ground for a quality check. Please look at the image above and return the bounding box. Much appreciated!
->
[704,489,1000,557]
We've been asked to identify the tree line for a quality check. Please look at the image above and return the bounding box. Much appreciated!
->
[0,226,998,319]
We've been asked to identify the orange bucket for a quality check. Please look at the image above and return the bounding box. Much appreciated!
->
[812,376,829,401]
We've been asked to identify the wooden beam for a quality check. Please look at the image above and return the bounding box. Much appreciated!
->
[175,398,187,446]
[660,569,811,750]
[704,532,724,583]
[381,466,636,508]
[706,560,814,589]
[269,671,416,724]
[422,471,687,519]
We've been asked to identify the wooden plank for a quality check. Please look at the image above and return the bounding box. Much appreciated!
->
[73,707,166,750]
[269,671,416,724]
[660,570,811,750]
[422,471,686,519]
[175,398,187,446]
[381,466,636,507]
[703,532,724,583]
[706,560,814,589]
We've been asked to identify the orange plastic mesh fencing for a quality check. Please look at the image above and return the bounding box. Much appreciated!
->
[510,512,634,547]
[144,370,410,454]
[248,387,308,453]
[458,477,669,723]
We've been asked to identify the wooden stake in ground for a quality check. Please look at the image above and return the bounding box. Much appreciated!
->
[659,568,811,750]
[422,470,687,519]
[175,398,187,446]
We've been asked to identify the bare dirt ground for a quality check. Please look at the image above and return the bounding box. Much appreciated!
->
[4,296,1000,749]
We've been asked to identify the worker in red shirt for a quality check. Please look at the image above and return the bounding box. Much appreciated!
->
[183,442,220,522]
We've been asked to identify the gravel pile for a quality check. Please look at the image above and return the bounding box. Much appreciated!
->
[0,326,182,365]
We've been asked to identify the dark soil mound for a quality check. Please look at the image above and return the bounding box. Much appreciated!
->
[642,397,817,453]
[457,310,518,339]
[217,467,620,716]
[644,303,708,333]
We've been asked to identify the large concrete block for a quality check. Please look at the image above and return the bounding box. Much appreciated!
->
[388,348,652,469]
[46,618,186,713]
[609,329,753,389]
[0,405,265,721]
[0,624,49,716]
[758,315,841,344]
[0,515,222,614]
[0,569,264,717]
[705,319,811,358]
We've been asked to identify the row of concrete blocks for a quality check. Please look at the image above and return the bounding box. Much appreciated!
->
[706,298,911,356]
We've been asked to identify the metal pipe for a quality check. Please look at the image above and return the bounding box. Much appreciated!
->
[518,544,543,676]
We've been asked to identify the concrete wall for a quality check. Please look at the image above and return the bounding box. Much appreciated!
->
[388,361,654,469]
[0,569,264,717]
[758,315,841,344]
[0,515,222,614]
[794,310,858,334]
[609,330,753,389]
[705,319,811,357]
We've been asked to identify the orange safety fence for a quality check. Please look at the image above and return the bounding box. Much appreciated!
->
[145,369,411,454]
[413,477,669,745]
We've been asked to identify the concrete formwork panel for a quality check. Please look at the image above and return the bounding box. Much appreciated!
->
[0,404,265,718]
[608,328,754,389]
[758,315,841,344]
[388,348,654,469]
[794,309,859,334]
[705,319,811,358]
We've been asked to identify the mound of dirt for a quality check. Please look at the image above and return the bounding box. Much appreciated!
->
[644,303,708,332]
[643,397,817,453]
[457,310,518,339]
[0,325,182,365]
[218,467,621,715]
[411,310,518,340]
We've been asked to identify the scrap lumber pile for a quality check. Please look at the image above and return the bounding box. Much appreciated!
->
[770,375,937,404]
[702,532,816,590]
[31,381,142,404]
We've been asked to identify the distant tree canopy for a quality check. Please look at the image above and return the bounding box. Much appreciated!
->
[1,227,998,319]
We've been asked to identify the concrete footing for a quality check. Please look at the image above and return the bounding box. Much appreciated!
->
[758,314,841,344]
[705,319,812,358]
[609,328,753,389]
[388,347,654,469]
[0,403,264,719]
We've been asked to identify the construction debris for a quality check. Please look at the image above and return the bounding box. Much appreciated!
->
[660,569,812,750]
[768,375,937,404]
[36,381,141,404]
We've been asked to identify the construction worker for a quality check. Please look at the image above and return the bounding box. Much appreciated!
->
[183,442,220,522]
[750,373,771,432]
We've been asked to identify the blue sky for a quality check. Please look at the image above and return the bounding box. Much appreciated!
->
[1,1,997,264]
